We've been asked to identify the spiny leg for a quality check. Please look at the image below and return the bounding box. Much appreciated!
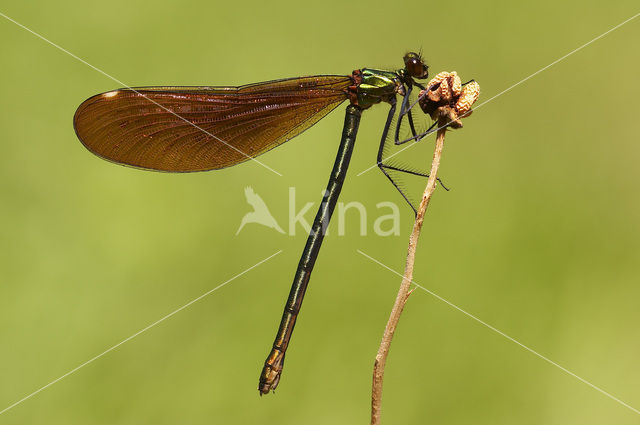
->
[395,84,443,145]
[381,164,449,191]
[396,82,437,146]
[394,83,418,145]
[377,97,423,215]
[397,120,439,144]
[378,99,450,213]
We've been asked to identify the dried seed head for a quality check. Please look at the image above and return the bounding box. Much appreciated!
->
[418,71,480,129]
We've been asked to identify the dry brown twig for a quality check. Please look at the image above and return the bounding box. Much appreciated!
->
[371,72,480,425]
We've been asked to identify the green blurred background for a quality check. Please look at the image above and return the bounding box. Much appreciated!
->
[1,1,639,424]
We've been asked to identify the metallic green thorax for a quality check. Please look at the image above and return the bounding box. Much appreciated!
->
[355,68,404,108]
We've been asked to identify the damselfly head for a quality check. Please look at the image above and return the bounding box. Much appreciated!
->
[403,52,429,79]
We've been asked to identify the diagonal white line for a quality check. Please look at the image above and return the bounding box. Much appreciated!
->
[357,249,640,416]
[0,250,282,416]
[0,11,283,177]
[471,11,640,113]
[356,11,640,177]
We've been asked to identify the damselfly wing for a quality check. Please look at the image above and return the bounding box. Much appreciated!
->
[74,76,353,171]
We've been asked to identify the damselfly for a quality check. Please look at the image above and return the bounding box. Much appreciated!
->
[73,52,438,394]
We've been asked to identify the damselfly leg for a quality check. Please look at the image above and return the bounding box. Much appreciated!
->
[376,95,447,215]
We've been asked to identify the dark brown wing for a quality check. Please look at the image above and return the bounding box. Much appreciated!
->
[73,75,352,171]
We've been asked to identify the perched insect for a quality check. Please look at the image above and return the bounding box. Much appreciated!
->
[74,52,456,395]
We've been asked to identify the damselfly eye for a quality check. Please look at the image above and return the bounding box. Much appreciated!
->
[403,52,429,79]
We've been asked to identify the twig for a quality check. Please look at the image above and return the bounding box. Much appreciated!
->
[371,118,447,425]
